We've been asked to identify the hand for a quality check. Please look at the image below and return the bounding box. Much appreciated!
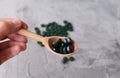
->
[0,18,28,64]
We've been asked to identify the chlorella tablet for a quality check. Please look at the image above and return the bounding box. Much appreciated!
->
[51,37,74,54]
[62,57,68,64]
[69,57,75,61]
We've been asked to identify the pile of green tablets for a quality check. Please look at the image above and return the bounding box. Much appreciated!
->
[52,37,74,54]
[34,20,75,64]
[34,20,73,46]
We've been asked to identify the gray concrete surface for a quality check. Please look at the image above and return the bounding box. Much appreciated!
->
[0,0,120,78]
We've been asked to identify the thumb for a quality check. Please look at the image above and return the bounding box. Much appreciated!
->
[0,18,25,40]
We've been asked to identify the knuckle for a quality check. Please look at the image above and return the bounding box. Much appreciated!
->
[13,18,22,27]
[23,37,28,43]
[0,21,7,28]
[20,43,27,51]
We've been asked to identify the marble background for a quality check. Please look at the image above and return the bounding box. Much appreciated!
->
[0,0,120,78]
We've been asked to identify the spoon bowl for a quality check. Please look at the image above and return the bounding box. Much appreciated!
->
[45,36,78,57]
[18,29,78,57]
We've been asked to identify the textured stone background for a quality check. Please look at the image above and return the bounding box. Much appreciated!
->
[0,0,120,78]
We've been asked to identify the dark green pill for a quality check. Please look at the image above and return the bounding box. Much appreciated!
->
[63,39,67,44]
[41,24,46,27]
[63,37,73,45]
[57,39,62,42]
[35,27,39,30]
[66,45,74,53]
[67,37,73,44]
[57,39,63,45]
[60,32,68,37]
[52,42,58,48]
[66,46,71,52]
[46,25,52,31]
[52,22,57,25]
[52,48,59,53]
[69,45,74,52]
[66,22,72,26]
[55,39,62,47]
[63,20,68,24]
[37,42,42,45]
[61,42,65,47]
[47,23,52,26]
[45,33,51,36]
[37,42,44,46]
[63,26,69,31]
[42,31,47,36]
[35,27,41,34]
[63,47,68,54]
[59,47,63,53]
[65,24,73,31]
[69,57,75,61]
[49,31,55,36]
[62,57,68,64]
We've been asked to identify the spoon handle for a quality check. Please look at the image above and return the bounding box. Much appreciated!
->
[18,29,44,42]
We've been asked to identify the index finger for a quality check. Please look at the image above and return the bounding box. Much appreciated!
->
[0,18,28,30]
[0,18,28,40]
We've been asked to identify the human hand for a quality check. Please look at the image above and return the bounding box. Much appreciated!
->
[0,18,28,64]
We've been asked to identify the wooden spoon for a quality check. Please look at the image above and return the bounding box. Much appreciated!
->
[18,29,78,57]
